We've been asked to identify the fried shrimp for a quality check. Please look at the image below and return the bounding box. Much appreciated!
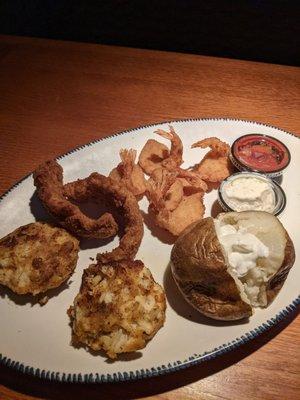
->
[191,137,232,183]
[155,125,183,170]
[138,125,183,175]
[138,139,169,176]
[33,160,118,239]
[64,173,144,262]
[147,169,205,236]
[192,137,230,157]
[147,168,179,210]
[175,168,208,193]
[0,222,79,296]
[109,149,147,197]
[68,259,166,359]
[161,192,205,235]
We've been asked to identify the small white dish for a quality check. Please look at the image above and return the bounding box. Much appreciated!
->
[218,171,286,216]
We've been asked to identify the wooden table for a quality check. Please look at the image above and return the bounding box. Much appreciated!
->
[0,34,299,400]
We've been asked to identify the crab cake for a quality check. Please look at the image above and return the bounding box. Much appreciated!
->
[68,260,166,359]
[0,222,79,296]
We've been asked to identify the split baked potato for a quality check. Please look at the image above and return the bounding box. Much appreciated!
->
[171,211,295,321]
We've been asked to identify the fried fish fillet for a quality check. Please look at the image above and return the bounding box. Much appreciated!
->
[68,259,166,359]
[0,222,79,296]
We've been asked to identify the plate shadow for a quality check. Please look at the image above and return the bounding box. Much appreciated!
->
[142,210,176,245]
[0,280,73,307]
[29,192,55,223]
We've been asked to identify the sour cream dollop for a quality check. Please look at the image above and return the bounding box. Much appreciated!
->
[218,224,269,278]
[221,174,275,213]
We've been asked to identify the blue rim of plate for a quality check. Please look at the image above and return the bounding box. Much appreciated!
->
[0,117,299,383]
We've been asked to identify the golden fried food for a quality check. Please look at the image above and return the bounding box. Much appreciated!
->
[147,169,205,236]
[192,137,232,184]
[68,259,166,359]
[155,126,183,170]
[64,173,144,263]
[138,139,169,175]
[154,193,205,236]
[176,168,208,193]
[0,222,79,296]
[33,160,118,239]
[109,149,147,197]
[138,125,183,175]
[147,168,179,209]
[163,178,184,211]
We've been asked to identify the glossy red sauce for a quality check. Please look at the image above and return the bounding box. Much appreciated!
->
[232,134,290,172]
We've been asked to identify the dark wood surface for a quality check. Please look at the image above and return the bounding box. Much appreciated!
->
[0,34,299,400]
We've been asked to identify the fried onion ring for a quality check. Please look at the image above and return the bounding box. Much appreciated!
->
[64,172,144,262]
[33,160,118,239]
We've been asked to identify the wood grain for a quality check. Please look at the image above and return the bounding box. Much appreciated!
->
[0,34,299,400]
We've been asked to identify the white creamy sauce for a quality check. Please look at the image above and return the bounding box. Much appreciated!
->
[218,224,269,278]
[223,176,275,212]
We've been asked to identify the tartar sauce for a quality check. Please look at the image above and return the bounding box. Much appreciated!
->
[221,174,275,213]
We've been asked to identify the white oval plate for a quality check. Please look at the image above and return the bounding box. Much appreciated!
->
[0,118,299,383]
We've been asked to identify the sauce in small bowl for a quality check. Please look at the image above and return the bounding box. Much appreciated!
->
[218,172,286,216]
[230,134,290,178]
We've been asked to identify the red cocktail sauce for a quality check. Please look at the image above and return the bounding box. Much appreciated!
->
[232,134,290,173]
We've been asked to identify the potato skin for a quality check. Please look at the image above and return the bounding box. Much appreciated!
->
[171,217,252,321]
[171,212,296,321]
[266,233,295,304]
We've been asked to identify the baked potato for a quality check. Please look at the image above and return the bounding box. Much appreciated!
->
[171,211,295,321]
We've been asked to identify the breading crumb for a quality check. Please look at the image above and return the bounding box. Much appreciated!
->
[69,259,166,359]
[0,222,79,297]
